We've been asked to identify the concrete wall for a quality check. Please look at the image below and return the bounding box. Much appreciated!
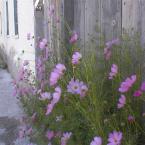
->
[0,0,35,78]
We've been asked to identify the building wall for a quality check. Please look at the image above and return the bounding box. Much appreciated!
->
[0,0,35,78]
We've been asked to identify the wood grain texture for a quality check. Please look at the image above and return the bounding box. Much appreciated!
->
[139,0,145,47]
[74,0,86,52]
[36,0,145,52]
[101,0,122,41]
[122,0,141,34]
[84,0,100,53]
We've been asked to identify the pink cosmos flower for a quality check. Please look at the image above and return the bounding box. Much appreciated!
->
[46,130,55,140]
[90,136,102,145]
[67,79,81,94]
[61,132,72,145]
[79,81,88,97]
[133,90,142,97]
[67,79,80,94]
[46,87,61,115]
[67,79,88,97]
[109,64,118,79]
[51,86,61,104]
[72,52,82,65]
[69,32,78,43]
[117,95,126,109]
[118,75,136,93]
[104,47,112,60]
[128,115,135,123]
[107,131,122,145]
[104,38,120,60]
[111,38,120,45]
[106,38,120,47]
[49,71,60,86]
[49,64,66,86]
[55,64,66,75]
[141,82,145,91]
[39,92,51,100]
[46,103,54,115]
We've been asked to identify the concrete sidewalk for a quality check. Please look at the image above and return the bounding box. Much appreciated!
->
[0,69,35,145]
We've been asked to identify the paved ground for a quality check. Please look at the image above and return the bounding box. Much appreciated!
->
[0,68,35,145]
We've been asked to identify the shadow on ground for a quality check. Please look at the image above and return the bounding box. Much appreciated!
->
[0,117,19,145]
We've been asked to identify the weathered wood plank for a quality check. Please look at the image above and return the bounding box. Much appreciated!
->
[43,0,63,59]
[140,0,145,47]
[74,0,86,52]
[84,0,101,53]
[34,0,44,58]
[122,0,141,35]
[53,0,63,60]
[43,0,49,40]
[101,0,122,41]
[64,0,74,32]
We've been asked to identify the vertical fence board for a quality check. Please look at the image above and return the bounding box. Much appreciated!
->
[84,0,101,53]
[34,1,44,58]
[140,0,145,47]
[101,0,122,41]
[139,0,145,118]
[64,0,74,32]
[63,0,74,56]
[122,0,141,34]
[43,0,63,60]
[43,0,53,49]
[43,0,49,40]
[74,0,86,52]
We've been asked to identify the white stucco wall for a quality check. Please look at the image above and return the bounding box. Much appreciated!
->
[0,0,35,78]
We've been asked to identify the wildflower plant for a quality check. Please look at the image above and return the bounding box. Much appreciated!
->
[13,6,145,145]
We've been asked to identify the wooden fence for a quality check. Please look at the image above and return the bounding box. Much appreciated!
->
[34,0,145,54]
